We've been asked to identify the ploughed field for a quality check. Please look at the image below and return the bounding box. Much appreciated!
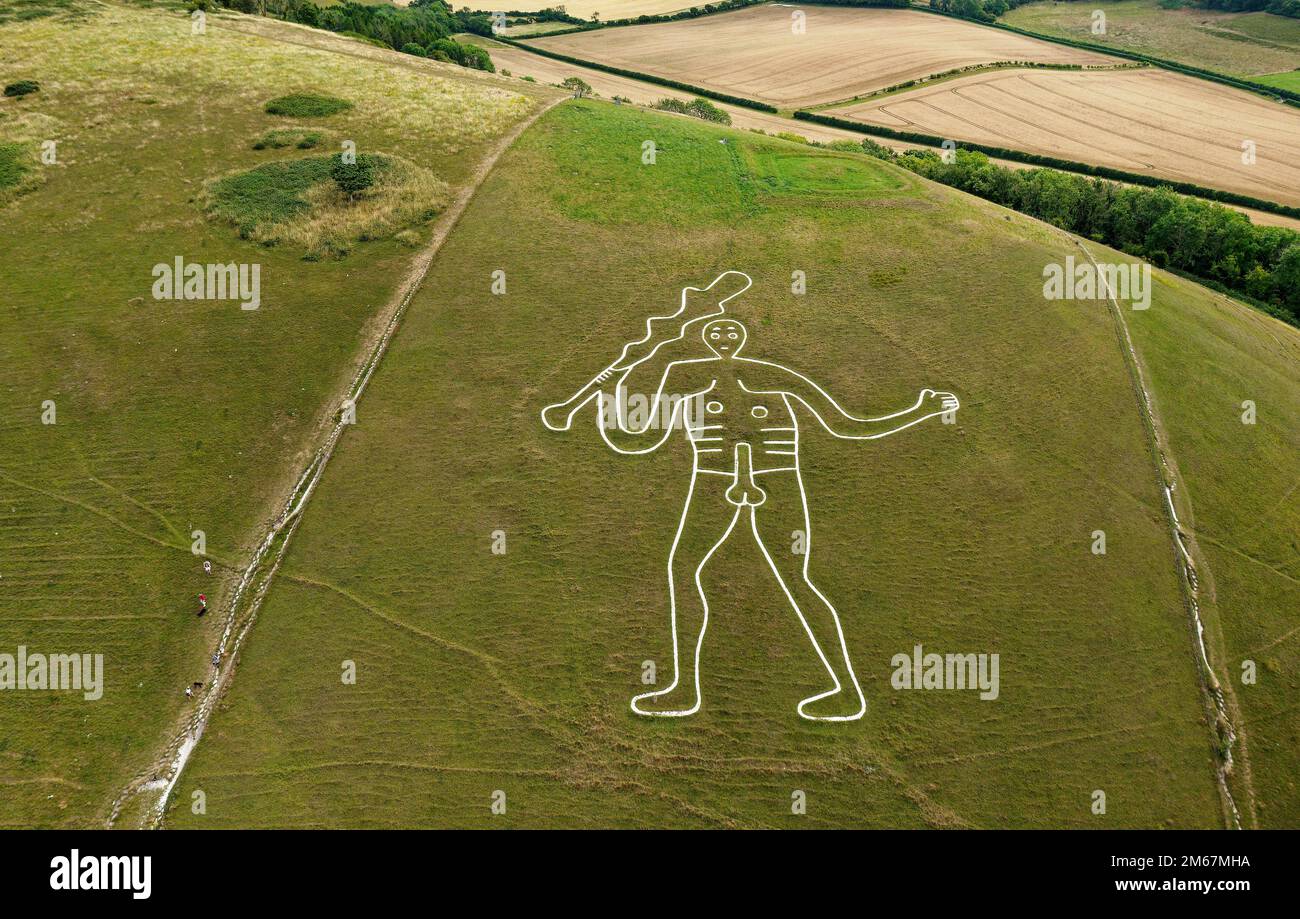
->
[464,35,881,144]
[1004,0,1300,79]
[525,5,1115,108]
[835,67,1300,206]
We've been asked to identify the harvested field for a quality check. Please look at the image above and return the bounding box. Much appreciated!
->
[526,6,1116,108]
[460,0,691,20]
[837,67,1300,206]
[1005,0,1300,78]
[466,36,888,144]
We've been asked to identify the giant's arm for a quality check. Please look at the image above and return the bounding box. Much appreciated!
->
[738,359,959,439]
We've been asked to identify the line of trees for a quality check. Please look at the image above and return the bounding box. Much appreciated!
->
[929,0,1299,21]
[210,0,495,70]
[896,148,1300,324]
[1197,0,1300,17]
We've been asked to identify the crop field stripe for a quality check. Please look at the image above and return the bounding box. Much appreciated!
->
[525,6,1116,109]
[905,4,1300,108]
[524,3,1300,107]
[791,110,1300,220]
[107,89,567,829]
[807,61,1123,113]
[1077,238,1249,829]
[838,69,1300,204]
[497,35,780,112]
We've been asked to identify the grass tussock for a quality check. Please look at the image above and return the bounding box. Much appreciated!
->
[0,0,89,25]
[0,112,58,206]
[204,153,448,258]
[252,128,323,150]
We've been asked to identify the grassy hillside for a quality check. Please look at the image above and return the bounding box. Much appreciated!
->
[1122,275,1300,827]
[169,100,1237,828]
[1004,0,1300,78]
[0,2,550,827]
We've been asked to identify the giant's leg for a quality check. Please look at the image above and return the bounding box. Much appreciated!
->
[631,471,739,717]
[751,470,866,721]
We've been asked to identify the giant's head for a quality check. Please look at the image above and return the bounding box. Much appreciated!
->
[701,318,747,358]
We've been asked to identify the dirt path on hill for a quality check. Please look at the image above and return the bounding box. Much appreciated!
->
[105,62,565,828]
[1077,239,1255,830]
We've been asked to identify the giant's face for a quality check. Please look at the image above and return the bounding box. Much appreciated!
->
[702,318,747,357]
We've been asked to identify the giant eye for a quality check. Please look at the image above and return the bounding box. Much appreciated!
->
[728,332,738,339]
[710,332,720,339]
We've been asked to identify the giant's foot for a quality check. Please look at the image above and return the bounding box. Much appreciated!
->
[797,684,866,722]
[631,682,700,717]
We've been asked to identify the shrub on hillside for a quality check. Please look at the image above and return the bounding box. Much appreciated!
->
[560,77,593,99]
[3,80,40,98]
[425,39,494,72]
[204,152,446,258]
[264,93,353,117]
[252,129,323,150]
[653,97,731,125]
[859,137,894,161]
[331,153,377,199]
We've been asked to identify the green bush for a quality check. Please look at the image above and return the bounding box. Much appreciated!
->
[3,80,40,98]
[264,93,353,118]
[330,153,379,199]
[859,137,895,161]
[653,97,731,125]
[401,42,426,56]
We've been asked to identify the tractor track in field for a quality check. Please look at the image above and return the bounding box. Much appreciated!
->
[1077,240,1253,830]
[105,79,565,829]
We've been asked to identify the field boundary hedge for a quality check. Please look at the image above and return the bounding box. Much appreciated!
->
[494,36,780,112]
[792,110,1300,219]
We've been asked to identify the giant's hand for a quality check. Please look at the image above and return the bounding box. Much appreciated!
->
[920,389,960,420]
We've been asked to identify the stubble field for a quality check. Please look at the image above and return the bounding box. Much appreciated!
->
[835,67,1300,206]
[525,6,1115,108]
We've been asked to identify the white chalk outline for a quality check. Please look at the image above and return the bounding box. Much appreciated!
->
[541,273,959,721]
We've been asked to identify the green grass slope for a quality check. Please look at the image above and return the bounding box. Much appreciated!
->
[0,3,549,826]
[170,100,1233,828]
[1122,275,1300,827]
